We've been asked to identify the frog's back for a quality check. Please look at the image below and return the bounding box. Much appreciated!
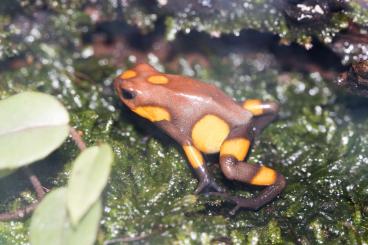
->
[164,74,252,127]
[165,74,230,101]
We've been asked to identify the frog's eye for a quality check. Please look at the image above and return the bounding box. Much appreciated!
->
[121,89,136,100]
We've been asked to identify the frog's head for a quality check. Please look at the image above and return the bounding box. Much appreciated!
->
[114,63,169,110]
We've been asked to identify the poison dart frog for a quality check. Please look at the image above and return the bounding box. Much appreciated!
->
[114,64,286,214]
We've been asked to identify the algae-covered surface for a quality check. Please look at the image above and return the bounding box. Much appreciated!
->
[1,1,368,244]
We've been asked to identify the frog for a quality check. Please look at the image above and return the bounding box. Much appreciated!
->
[114,63,286,214]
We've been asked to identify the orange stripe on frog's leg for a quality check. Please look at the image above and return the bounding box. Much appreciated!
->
[182,144,226,194]
[249,166,277,186]
[219,125,281,186]
[218,123,286,212]
[219,155,286,211]
[183,145,204,169]
[242,99,279,116]
[220,138,250,161]
[120,70,137,79]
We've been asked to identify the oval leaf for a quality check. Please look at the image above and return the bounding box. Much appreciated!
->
[0,92,69,170]
[30,188,68,245]
[30,188,102,245]
[67,144,113,224]
[66,199,102,245]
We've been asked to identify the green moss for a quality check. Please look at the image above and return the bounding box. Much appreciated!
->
[0,221,28,244]
[0,1,368,244]
[2,50,368,243]
[348,2,368,26]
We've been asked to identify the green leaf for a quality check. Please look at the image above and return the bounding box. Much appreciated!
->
[29,188,68,245]
[67,144,113,225]
[66,199,102,245]
[30,188,102,245]
[0,92,69,170]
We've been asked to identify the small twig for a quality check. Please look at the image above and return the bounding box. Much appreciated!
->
[73,71,97,84]
[69,127,87,151]
[23,167,45,200]
[338,33,368,44]
[0,167,46,222]
[0,202,38,221]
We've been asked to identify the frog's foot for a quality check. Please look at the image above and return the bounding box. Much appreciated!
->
[194,177,226,194]
[227,196,260,215]
[208,192,262,215]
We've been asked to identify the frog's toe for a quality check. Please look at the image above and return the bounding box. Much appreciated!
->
[207,192,259,215]
[228,197,258,215]
[194,178,226,194]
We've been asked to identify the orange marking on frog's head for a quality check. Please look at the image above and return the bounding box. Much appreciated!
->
[114,64,171,111]
[147,75,169,84]
[120,70,137,79]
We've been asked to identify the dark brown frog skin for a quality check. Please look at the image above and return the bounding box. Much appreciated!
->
[114,63,286,214]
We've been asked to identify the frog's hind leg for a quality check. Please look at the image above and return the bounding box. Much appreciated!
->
[218,124,286,214]
[241,99,279,137]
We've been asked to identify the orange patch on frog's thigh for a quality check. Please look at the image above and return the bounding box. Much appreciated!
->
[250,166,277,186]
[183,145,204,168]
[191,115,230,154]
[147,75,169,84]
[120,70,137,79]
[132,106,171,122]
[220,138,250,161]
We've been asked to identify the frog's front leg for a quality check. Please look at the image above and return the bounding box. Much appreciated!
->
[155,121,226,194]
[218,124,286,214]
